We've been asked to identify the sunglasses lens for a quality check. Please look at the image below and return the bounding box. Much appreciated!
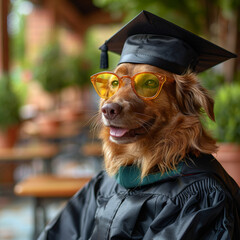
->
[134,73,161,98]
[94,73,119,98]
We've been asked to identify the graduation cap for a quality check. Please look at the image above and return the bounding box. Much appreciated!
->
[99,10,237,75]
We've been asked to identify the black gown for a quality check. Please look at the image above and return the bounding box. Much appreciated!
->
[38,154,240,240]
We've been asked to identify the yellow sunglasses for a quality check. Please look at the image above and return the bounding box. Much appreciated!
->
[90,72,168,100]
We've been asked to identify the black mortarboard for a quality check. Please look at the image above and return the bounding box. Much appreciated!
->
[99,10,237,75]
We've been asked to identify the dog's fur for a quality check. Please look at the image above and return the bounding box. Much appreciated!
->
[98,63,217,178]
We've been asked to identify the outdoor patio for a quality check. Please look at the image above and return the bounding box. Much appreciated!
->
[0,0,239,240]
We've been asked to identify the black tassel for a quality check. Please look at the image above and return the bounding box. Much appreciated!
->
[100,42,109,69]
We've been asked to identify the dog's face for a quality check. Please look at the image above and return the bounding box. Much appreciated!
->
[97,63,216,177]
[100,63,176,144]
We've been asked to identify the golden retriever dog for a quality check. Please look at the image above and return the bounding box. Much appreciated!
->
[38,10,239,240]
[98,63,217,178]
[39,64,240,240]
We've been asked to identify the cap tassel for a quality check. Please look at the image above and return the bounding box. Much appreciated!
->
[100,42,109,69]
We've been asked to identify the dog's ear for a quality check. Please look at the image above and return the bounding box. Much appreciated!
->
[174,73,215,121]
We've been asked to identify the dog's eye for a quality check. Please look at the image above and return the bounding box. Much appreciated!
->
[111,80,119,88]
[143,79,159,89]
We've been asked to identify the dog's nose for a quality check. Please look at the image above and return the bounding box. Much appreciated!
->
[102,103,122,120]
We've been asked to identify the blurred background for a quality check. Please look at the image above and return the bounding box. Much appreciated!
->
[0,0,239,239]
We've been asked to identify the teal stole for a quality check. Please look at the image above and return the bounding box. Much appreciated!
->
[115,163,183,188]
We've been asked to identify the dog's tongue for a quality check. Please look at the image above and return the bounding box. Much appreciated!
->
[110,127,129,137]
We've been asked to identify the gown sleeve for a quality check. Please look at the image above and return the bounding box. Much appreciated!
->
[144,177,240,240]
[37,172,103,240]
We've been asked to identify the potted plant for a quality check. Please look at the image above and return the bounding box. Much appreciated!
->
[33,41,70,95]
[207,83,240,185]
[66,55,92,88]
[0,74,23,148]
[60,54,93,120]
[32,41,70,130]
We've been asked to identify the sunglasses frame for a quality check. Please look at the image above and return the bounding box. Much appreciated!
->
[90,71,168,100]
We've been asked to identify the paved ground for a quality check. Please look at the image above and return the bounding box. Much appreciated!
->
[0,197,63,240]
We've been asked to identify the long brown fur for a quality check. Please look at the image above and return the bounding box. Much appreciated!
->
[98,63,217,178]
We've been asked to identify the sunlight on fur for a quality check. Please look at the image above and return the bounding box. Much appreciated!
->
[97,63,217,179]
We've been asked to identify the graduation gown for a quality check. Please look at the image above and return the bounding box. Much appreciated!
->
[38,154,240,240]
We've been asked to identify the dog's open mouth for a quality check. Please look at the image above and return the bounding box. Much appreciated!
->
[108,118,155,143]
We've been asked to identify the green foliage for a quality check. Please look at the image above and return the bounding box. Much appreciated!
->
[0,75,22,130]
[94,0,240,39]
[33,42,69,93]
[9,0,34,66]
[198,70,225,92]
[207,83,240,143]
[10,15,26,64]
[93,0,211,33]
[65,55,92,88]
[217,0,240,18]
[33,41,94,92]
[84,27,120,73]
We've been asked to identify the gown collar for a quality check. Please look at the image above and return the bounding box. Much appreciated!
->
[115,163,183,189]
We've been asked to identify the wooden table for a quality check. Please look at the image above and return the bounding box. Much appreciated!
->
[14,174,91,239]
[0,143,59,190]
[0,143,59,162]
[14,174,90,197]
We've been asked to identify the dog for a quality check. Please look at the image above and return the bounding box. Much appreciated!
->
[38,62,240,240]
[38,10,240,239]
[98,63,217,178]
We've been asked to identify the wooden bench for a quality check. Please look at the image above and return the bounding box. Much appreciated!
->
[14,174,91,239]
